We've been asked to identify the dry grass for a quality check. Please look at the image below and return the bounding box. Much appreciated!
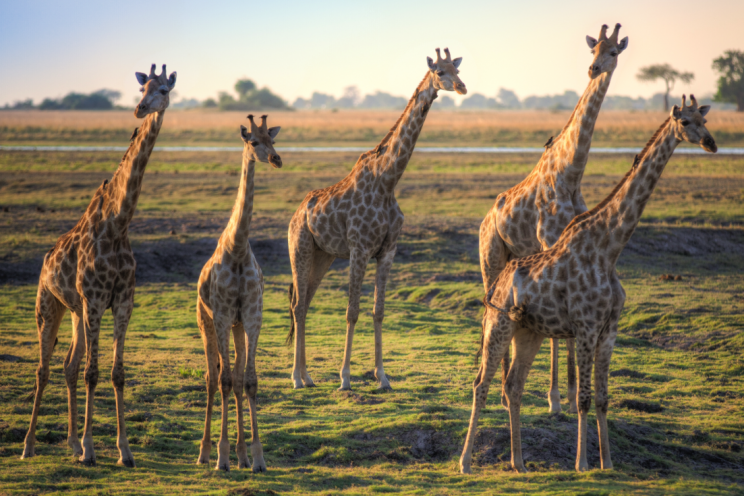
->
[3,108,744,133]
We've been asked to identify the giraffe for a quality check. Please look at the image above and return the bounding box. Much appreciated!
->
[195,115,282,472]
[460,96,717,474]
[21,64,176,467]
[479,24,629,414]
[286,48,467,391]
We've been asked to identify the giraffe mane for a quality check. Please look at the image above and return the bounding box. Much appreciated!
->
[563,117,672,232]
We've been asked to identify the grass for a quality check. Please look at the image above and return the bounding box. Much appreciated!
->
[2,109,744,147]
[0,146,743,494]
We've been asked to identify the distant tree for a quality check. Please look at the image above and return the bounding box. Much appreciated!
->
[432,95,456,109]
[202,98,217,108]
[636,64,694,111]
[497,88,521,109]
[9,99,35,109]
[234,79,257,99]
[335,86,360,108]
[93,89,121,104]
[712,50,744,111]
[358,91,407,109]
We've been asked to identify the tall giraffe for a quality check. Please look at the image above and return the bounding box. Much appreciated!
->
[21,64,176,467]
[479,24,629,414]
[196,115,282,472]
[461,96,717,474]
[287,48,467,391]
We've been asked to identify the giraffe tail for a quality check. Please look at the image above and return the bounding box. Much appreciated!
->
[285,282,295,347]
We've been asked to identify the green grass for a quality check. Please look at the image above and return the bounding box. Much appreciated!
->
[0,150,742,494]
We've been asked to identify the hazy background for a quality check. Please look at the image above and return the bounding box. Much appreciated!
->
[1,0,742,107]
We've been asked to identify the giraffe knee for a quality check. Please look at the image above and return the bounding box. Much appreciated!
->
[579,394,592,413]
[111,367,125,391]
[206,372,218,392]
[36,364,50,387]
[245,376,258,399]
[346,306,359,325]
[84,367,99,389]
[219,372,233,393]
[595,395,608,414]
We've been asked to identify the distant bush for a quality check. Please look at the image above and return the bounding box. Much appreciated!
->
[37,89,121,110]
[214,78,288,111]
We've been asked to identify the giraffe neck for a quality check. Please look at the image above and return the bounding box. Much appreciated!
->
[551,71,613,184]
[220,147,256,257]
[578,118,678,266]
[373,72,438,191]
[106,110,164,232]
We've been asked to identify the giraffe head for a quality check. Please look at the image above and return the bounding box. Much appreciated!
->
[585,24,628,79]
[426,48,467,95]
[240,115,282,168]
[134,64,177,118]
[671,95,717,153]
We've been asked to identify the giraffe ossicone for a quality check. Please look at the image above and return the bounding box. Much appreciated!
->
[21,64,175,467]
[286,49,466,392]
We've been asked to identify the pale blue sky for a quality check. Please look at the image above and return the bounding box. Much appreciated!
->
[1,0,742,106]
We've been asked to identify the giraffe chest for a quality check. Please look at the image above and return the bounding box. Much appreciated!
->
[199,252,263,323]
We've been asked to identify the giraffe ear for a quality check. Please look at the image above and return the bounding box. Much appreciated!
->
[427,56,437,72]
[135,72,148,86]
[452,57,462,69]
[699,105,711,117]
[586,36,598,49]
[617,37,629,53]
[267,126,281,139]
[240,125,252,142]
[671,105,682,119]
[167,72,177,89]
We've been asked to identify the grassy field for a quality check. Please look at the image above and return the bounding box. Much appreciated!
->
[2,109,744,147]
[1,142,743,494]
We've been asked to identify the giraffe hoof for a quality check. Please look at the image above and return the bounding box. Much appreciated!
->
[20,450,35,460]
[568,403,578,414]
[378,384,393,392]
[216,462,230,472]
[117,457,135,468]
[79,455,96,467]
[337,385,352,392]
[304,382,317,388]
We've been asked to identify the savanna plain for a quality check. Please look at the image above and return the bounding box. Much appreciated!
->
[1,109,743,495]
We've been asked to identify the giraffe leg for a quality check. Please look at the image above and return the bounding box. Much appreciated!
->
[111,290,135,467]
[298,249,335,387]
[196,300,218,465]
[241,304,266,473]
[339,251,368,391]
[22,285,65,460]
[64,310,85,457]
[231,323,249,469]
[500,344,510,410]
[547,338,562,413]
[505,328,544,473]
[289,232,315,389]
[575,332,597,473]
[460,313,513,474]
[79,300,106,466]
[566,338,578,414]
[595,324,617,470]
[372,248,395,390]
[213,314,233,471]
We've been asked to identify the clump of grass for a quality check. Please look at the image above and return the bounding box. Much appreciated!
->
[177,366,204,379]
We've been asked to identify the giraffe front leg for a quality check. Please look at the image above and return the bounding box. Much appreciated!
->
[79,301,105,466]
[213,315,233,472]
[372,249,396,391]
[575,333,596,472]
[231,324,249,469]
[242,313,266,473]
[566,337,578,414]
[548,338,562,413]
[339,251,368,391]
[111,292,134,467]
[595,327,617,470]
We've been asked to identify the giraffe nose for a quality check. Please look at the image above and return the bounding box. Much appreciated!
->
[270,154,282,167]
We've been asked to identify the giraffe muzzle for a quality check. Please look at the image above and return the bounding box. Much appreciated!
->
[269,154,282,168]
[455,82,467,95]
[703,136,717,153]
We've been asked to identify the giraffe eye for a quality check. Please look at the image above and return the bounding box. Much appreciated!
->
[250,140,259,147]
[681,119,690,126]
[436,70,444,77]
[159,88,168,95]
[610,52,617,57]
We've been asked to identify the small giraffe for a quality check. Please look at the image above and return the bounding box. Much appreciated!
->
[196,115,281,472]
[287,48,467,391]
[21,64,176,466]
[460,95,716,474]
[479,24,629,414]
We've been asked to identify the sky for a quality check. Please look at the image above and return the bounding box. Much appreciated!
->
[1,0,743,107]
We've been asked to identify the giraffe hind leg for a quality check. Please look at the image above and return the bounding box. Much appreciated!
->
[22,285,66,460]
